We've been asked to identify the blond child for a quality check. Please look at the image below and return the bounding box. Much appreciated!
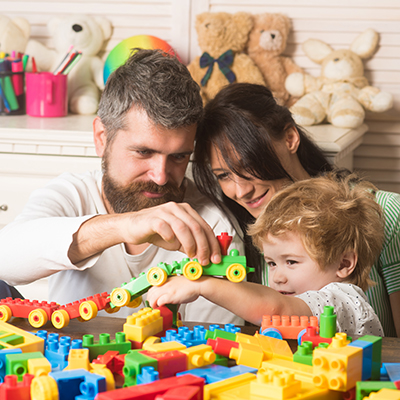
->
[147,174,385,336]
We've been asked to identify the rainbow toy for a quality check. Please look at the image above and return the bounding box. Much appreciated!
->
[103,35,180,84]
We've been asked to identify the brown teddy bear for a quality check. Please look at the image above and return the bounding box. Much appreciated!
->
[188,12,265,103]
[247,13,303,107]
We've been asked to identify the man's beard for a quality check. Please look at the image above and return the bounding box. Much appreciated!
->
[102,164,186,214]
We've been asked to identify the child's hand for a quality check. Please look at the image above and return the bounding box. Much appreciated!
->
[147,275,202,308]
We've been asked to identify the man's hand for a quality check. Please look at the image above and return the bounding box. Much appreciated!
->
[68,202,222,266]
[147,275,202,308]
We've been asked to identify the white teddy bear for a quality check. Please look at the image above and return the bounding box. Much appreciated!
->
[285,29,393,129]
[0,14,30,55]
[25,15,112,115]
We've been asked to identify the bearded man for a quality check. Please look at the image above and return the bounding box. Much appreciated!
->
[0,49,243,324]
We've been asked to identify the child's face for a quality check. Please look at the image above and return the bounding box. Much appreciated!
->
[262,231,341,296]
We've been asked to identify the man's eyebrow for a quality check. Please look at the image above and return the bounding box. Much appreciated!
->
[128,145,193,156]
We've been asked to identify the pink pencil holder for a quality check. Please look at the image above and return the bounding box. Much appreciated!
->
[26,72,68,117]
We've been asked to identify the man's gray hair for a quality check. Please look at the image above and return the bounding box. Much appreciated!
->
[98,48,203,143]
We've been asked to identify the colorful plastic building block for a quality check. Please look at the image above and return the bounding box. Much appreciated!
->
[229,342,264,369]
[313,344,363,392]
[205,324,240,342]
[0,373,34,400]
[0,320,44,353]
[64,348,91,371]
[123,308,164,343]
[123,349,158,387]
[261,314,319,340]
[361,388,400,400]
[82,332,131,361]
[0,348,22,382]
[293,341,313,366]
[358,335,382,381]
[95,374,205,400]
[27,357,52,377]
[142,340,186,353]
[180,344,216,370]
[136,365,159,385]
[207,337,239,358]
[5,351,44,381]
[349,339,373,381]
[139,350,187,379]
[162,326,207,347]
[356,381,397,400]
[319,305,337,338]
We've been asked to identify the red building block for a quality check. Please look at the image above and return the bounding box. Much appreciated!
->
[95,374,205,400]
[0,374,34,400]
[300,326,333,348]
[207,337,239,358]
[140,350,187,379]
[155,385,202,400]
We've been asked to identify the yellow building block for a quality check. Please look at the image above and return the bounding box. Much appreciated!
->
[90,363,115,391]
[235,332,260,345]
[363,389,400,400]
[312,345,362,392]
[255,333,293,361]
[230,342,264,369]
[142,340,186,352]
[328,333,351,349]
[123,308,163,342]
[64,348,91,371]
[251,369,301,399]
[28,357,51,377]
[261,357,314,384]
[180,344,216,369]
[0,320,44,353]
[204,373,257,400]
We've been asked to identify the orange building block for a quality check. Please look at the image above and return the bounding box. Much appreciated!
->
[261,315,319,339]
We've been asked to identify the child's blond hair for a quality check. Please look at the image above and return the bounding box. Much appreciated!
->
[248,173,385,291]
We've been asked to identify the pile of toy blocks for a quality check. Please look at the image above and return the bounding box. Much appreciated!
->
[0,305,399,400]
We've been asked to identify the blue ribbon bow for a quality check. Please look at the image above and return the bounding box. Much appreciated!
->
[200,50,236,87]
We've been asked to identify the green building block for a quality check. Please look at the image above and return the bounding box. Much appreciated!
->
[358,335,382,381]
[293,341,313,366]
[205,329,236,342]
[82,332,131,361]
[5,351,44,381]
[123,349,158,387]
[319,305,337,338]
[356,381,396,400]
[0,334,24,346]
[213,354,229,367]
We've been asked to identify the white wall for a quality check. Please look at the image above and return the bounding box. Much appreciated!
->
[1,0,399,192]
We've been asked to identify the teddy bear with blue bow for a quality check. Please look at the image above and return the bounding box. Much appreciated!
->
[188,11,265,104]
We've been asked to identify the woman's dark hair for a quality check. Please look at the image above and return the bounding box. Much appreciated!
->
[193,83,333,283]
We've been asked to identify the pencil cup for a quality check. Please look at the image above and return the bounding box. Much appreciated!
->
[26,72,68,117]
[0,71,25,116]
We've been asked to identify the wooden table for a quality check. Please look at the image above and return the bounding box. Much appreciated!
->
[8,316,400,363]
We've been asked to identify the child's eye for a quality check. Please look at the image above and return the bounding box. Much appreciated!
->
[267,261,276,268]
[287,260,298,265]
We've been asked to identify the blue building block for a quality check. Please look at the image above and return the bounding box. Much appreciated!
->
[177,364,257,384]
[383,363,400,382]
[50,368,106,400]
[0,348,22,382]
[137,366,160,385]
[161,326,207,347]
[349,339,373,380]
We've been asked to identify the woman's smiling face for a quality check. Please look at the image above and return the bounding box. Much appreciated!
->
[210,145,290,218]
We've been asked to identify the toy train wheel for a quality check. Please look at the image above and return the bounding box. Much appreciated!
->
[127,296,142,308]
[51,309,70,329]
[110,288,131,307]
[226,264,247,283]
[147,267,168,286]
[79,300,98,321]
[28,308,48,328]
[182,261,203,280]
[31,375,58,400]
[260,327,283,340]
[0,305,12,322]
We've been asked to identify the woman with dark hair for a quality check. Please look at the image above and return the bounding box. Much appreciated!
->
[192,83,400,337]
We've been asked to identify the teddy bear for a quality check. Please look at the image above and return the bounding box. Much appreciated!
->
[285,28,393,129]
[188,12,265,104]
[0,14,30,55]
[247,13,303,107]
[25,14,112,115]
